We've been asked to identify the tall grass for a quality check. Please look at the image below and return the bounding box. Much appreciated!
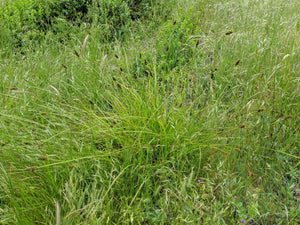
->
[0,0,299,224]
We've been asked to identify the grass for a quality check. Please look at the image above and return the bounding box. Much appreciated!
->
[0,0,299,224]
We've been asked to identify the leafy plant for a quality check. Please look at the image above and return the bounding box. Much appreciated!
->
[156,7,199,72]
[90,0,132,40]
[0,0,158,50]
[50,0,91,22]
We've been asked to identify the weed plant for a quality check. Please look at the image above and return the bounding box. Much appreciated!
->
[0,0,299,224]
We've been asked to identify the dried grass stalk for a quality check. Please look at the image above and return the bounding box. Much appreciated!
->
[81,35,89,57]
[56,201,61,225]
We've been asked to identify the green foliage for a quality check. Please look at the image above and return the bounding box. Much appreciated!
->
[50,0,91,22]
[90,0,132,40]
[156,7,199,72]
[0,0,46,48]
[0,0,159,50]
[130,52,154,79]
[125,0,153,19]
[129,7,201,80]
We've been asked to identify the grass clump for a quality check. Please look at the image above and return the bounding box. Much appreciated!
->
[0,0,299,224]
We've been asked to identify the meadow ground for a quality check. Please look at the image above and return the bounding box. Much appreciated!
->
[0,0,299,224]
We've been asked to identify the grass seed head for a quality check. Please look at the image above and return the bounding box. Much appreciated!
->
[81,35,89,57]
[235,59,240,66]
[239,124,246,128]
[74,50,80,57]
[38,156,48,161]
[25,166,37,172]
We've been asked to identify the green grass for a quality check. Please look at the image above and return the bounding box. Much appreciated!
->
[0,0,299,224]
